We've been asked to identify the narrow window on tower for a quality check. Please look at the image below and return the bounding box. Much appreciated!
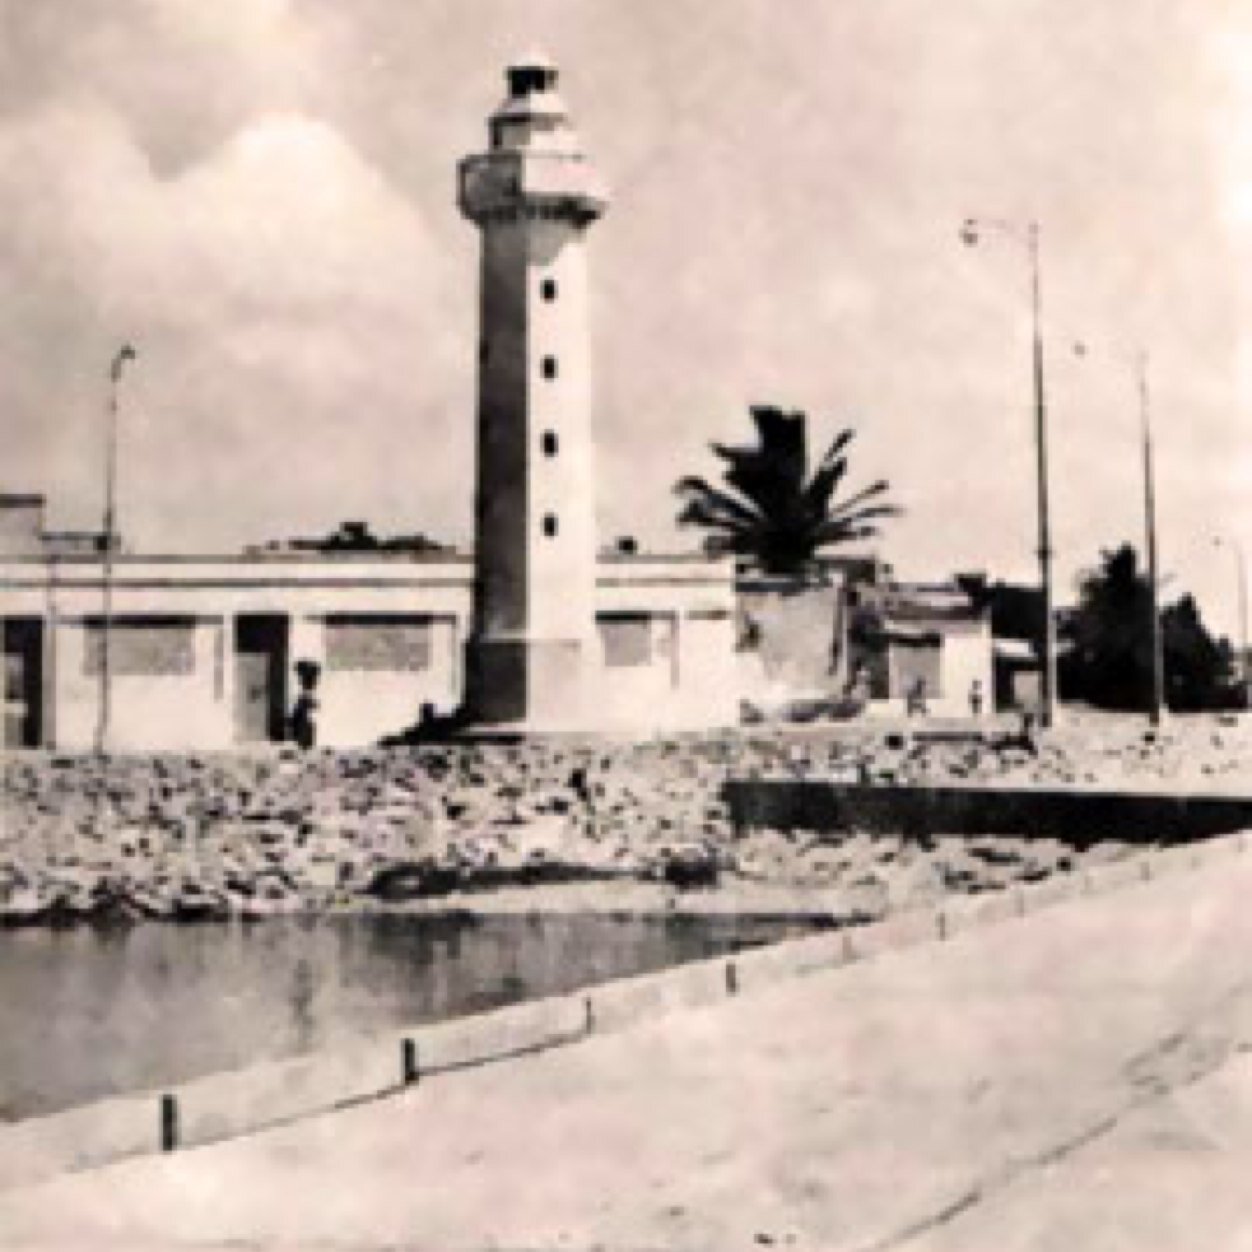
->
[542,355,558,380]
[541,277,557,302]
[542,513,558,538]
[542,430,558,457]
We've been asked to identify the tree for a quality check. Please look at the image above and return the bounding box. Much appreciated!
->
[1061,545,1152,710]
[1060,543,1235,711]
[1162,594,1233,711]
[674,405,899,575]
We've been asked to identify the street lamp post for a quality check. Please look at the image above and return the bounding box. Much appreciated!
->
[1071,342,1165,724]
[1135,353,1165,726]
[1215,537,1250,710]
[94,342,137,757]
[961,216,1058,728]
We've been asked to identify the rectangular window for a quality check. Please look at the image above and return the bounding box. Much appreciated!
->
[598,613,654,668]
[83,617,196,677]
[323,615,433,673]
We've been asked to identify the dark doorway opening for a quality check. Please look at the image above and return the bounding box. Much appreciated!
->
[2,618,43,748]
[234,615,289,744]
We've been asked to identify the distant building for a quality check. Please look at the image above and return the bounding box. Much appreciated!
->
[843,579,994,718]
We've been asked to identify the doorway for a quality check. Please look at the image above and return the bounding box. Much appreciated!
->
[233,615,288,744]
[2,618,43,748]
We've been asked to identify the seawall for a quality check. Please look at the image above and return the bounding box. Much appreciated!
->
[724,779,1252,844]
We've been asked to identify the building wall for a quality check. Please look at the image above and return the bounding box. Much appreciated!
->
[1,551,739,747]
[871,616,994,719]
[939,619,994,716]
[1,555,475,750]
[594,557,738,729]
[314,613,462,747]
[736,575,846,707]
[55,616,232,751]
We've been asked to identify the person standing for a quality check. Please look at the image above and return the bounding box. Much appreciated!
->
[290,660,321,750]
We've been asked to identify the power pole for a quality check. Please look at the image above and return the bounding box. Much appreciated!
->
[1027,222,1057,729]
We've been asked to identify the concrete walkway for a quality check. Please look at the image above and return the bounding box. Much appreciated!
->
[2,852,1251,1251]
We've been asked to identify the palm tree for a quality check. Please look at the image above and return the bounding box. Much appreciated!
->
[675,405,899,575]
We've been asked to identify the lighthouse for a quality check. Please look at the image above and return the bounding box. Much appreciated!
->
[458,55,608,727]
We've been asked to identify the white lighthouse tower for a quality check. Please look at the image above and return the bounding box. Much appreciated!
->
[458,55,608,727]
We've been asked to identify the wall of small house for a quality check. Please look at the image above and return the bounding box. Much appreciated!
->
[54,616,232,751]
[314,614,463,746]
[674,608,738,726]
[735,576,845,708]
[0,556,475,751]
[594,611,677,725]
[1,555,741,744]
[592,559,738,729]
[871,617,993,719]
[939,619,994,717]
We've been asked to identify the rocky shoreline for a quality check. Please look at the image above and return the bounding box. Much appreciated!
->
[2,717,1249,927]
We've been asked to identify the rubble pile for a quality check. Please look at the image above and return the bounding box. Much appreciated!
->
[1,716,1247,926]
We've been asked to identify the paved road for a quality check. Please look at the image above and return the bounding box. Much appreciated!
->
[1,850,1251,1250]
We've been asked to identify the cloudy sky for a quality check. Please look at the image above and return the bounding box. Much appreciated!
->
[2,0,1249,634]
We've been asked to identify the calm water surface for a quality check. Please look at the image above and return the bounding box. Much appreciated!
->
[0,912,820,1121]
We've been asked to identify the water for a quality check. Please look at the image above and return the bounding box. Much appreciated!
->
[0,912,820,1121]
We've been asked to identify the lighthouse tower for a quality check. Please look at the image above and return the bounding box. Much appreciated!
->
[458,55,608,727]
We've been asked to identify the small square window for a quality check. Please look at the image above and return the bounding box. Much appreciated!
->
[542,430,558,457]
[542,513,558,537]
[541,356,557,380]
[541,278,557,301]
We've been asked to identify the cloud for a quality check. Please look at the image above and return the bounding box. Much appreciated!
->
[0,0,330,163]
[0,98,471,548]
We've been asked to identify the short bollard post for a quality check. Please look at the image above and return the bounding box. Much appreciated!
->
[160,1093,179,1153]
[1015,890,1026,917]
[936,911,948,941]
[725,960,739,996]
[584,996,595,1036]
[841,930,855,963]
[402,1037,420,1086]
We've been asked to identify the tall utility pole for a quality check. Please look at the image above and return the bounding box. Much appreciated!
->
[962,217,1057,728]
[94,343,137,757]
[1136,352,1165,725]
[1026,222,1058,729]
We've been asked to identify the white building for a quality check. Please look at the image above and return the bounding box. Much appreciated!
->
[1,531,737,750]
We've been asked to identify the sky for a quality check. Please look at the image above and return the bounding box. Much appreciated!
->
[1,0,1250,637]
